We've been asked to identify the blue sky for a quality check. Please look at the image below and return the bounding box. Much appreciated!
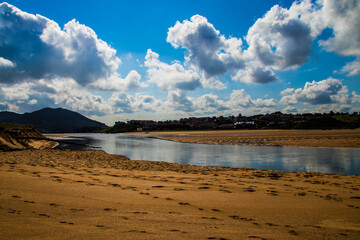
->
[0,0,359,125]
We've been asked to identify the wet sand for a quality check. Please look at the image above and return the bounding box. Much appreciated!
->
[1,149,360,239]
[139,129,360,148]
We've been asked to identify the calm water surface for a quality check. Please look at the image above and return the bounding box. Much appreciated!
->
[47,133,360,175]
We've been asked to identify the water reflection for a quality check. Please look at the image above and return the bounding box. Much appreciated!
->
[47,133,360,175]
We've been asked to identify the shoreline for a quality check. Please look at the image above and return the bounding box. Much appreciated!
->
[125,129,360,148]
[154,135,360,150]
[1,149,360,239]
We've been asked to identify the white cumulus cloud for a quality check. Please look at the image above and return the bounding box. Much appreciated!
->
[318,0,360,57]
[338,59,360,76]
[145,49,201,91]
[280,77,352,105]
[229,89,254,108]
[167,15,244,86]
[245,3,313,71]
[90,70,143,92]
[231,64,277,84]
[165,90,195,112]
[109,93,134,114]
[0,57,15,67]
[0,78,112,116]
[0,3,121,85]
[195,93,229,112]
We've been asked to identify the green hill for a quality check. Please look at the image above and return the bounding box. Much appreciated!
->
[0,108,107,133]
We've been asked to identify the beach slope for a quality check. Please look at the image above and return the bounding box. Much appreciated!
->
[0,149,360,239]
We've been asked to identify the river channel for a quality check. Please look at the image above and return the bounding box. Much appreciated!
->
[46,133,360,175]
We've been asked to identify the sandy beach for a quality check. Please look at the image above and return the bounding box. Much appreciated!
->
[1,149,360,239]
[139,129,360,148]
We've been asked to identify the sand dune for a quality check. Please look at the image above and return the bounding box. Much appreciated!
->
[0,126,56,151]
[1,149,360,239]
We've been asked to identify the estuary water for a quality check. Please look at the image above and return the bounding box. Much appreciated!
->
[46,133,360,175]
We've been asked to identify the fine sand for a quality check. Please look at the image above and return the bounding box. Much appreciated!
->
[1,149,360,239]
[136,129,360,148]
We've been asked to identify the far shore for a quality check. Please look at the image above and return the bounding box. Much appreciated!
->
[124,129,360,148]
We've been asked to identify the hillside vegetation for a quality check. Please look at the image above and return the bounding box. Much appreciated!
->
[106,112,360,133]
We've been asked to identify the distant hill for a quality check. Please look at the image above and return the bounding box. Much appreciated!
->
[0,108,107,133]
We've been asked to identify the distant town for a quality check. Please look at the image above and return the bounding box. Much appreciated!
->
[1,108,359,133]
[108,111,360,133]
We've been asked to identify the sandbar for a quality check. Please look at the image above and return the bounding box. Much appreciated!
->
[131,129,360,148]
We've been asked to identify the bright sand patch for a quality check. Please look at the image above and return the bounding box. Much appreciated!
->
[0,149,360,239]
[133,129,360,148]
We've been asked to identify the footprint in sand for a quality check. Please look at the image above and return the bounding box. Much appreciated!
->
[266,190,279,196]
[109,183,121,187]
[139,192,150,195]
[219,189,232,193]
[265,222,278,226]
[229,216,254,222]
[248,236,267,240]
[8,209,21,214]
[128,230,147,233]
[288,230,298,235]
[296,192,307,196]
[350,196,360,199]
[304,224,322,229]
[243,187,256,192]
[70,208,85,212]
[96,225,108,229]
[321,194,342,202]
[60,221,74,225]
[51,176,62,182]
[168,212,182,215]
[202,217,219,220]
[38,213,50,218]
[104,208,117,211]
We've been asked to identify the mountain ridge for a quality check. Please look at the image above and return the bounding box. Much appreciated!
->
[0,108,107,133]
